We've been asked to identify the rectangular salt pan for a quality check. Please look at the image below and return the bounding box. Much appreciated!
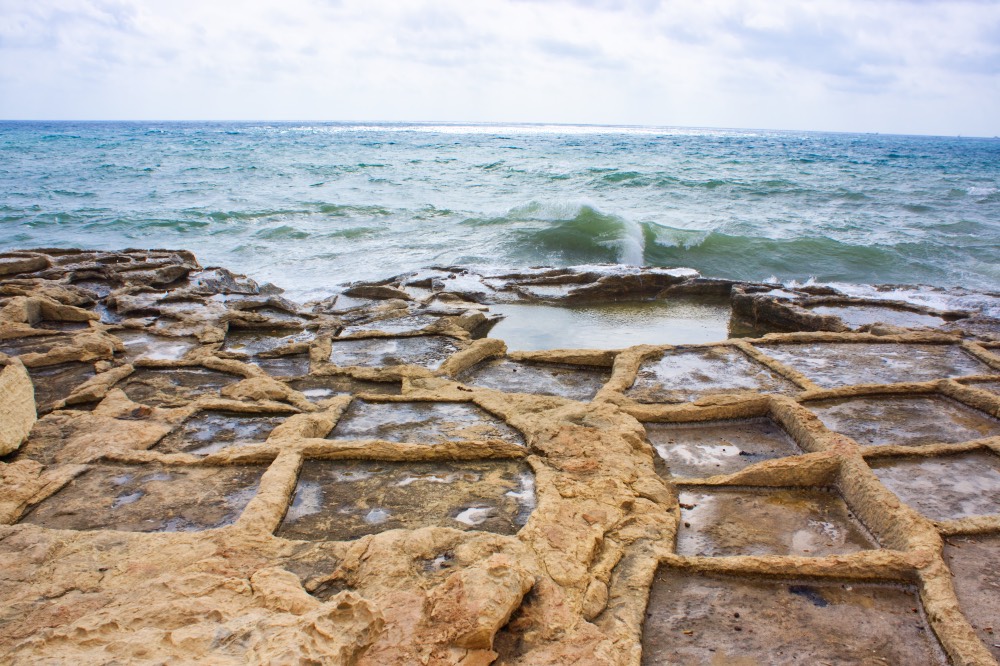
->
[277,460,535,541]
[329,399,524,445]
[19,464,264,532]
[157,411,287,455]
[646,417,803,478]
[642,571,946,665]
[676,487,878,557]
[871,452,1000,521]
[757,343,994,388]
[807,395,1000,447]
[943,534,1000,662]
[626,347,797,404]
[458,359,611,401]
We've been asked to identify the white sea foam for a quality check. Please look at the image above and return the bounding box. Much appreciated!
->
[825,283,1000,319]
[454,507,493,526]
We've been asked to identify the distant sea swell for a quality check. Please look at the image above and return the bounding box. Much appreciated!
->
[1,121,998,300]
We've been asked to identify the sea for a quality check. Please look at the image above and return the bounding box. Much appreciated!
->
[1,121,998,303]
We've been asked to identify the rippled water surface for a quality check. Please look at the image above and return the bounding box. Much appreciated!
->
[2,121,997,300]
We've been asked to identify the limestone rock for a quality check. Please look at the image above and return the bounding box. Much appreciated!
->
[0,359,35,455]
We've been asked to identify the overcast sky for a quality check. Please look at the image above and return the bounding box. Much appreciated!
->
[1,0,998,135]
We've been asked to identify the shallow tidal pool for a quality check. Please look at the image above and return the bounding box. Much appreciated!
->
[486,297,742,351]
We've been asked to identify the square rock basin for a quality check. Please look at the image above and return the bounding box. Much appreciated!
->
[251,354,311,378]
[27,362,96,414]
[809,304,947,329]
[756,343,993,388]
[329,399,524,445]
[115,330,200,362]
[870,451,1000,521]
[120,367,242,406]
[647,417,803,478]
[276,459,535,541]
[289,376,402,402]
[157,411,288,455]
[487,297,735,351]
[223,328,314,355]
[943,534,1000,661]
[18,463,264,532]
[676,487,877,557]
[642,570,946,665]
[626,347,798,404]
[807,395,1000,447]
[457,359,611,401]
[329,335,461,369]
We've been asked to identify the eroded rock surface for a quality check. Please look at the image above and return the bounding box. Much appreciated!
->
[1,249,1000,665]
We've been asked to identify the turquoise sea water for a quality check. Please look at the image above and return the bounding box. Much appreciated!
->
[1,121,997,300]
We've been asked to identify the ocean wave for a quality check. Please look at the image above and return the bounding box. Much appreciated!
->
[318,226,381,240]
[966,186,997,197]
[316,203,392,217]
[254,225,311,240]
[203,209,308,222]
[643,225,954,285]
[464,202,646,265]
[3,122,998,294]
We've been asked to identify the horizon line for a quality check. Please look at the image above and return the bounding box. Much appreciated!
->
[1,119,996,140]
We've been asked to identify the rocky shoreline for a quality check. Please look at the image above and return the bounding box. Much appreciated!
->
[1,248,999,664]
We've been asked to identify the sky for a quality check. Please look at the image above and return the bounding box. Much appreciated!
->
[0,0,998,136]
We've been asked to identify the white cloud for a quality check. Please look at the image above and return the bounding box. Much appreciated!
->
[0,0,997,134]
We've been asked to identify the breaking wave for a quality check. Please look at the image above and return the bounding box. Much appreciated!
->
[466,202,646,265]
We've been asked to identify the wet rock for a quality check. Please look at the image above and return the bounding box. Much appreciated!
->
[757,342,995,388]
[675,487,878,556]
[807,395,1000,447]
[223,328,313,356]
[27,362,96,415]
[115,329,201,362]
[119,367,242,406]
[626,346,798,403]
[329,399,524,445]
[643,571,947,665]
[187,267,268,295]
[19,463,265,532]
[459,358,610,401]
[943,535,1000,661]
[0,334,67,358]
[646,417,803,478]
[289,376,402,401]
[329,335,462,370]
[157,411,288,455]
[870,452,1000,521]
[277,460,535,540]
